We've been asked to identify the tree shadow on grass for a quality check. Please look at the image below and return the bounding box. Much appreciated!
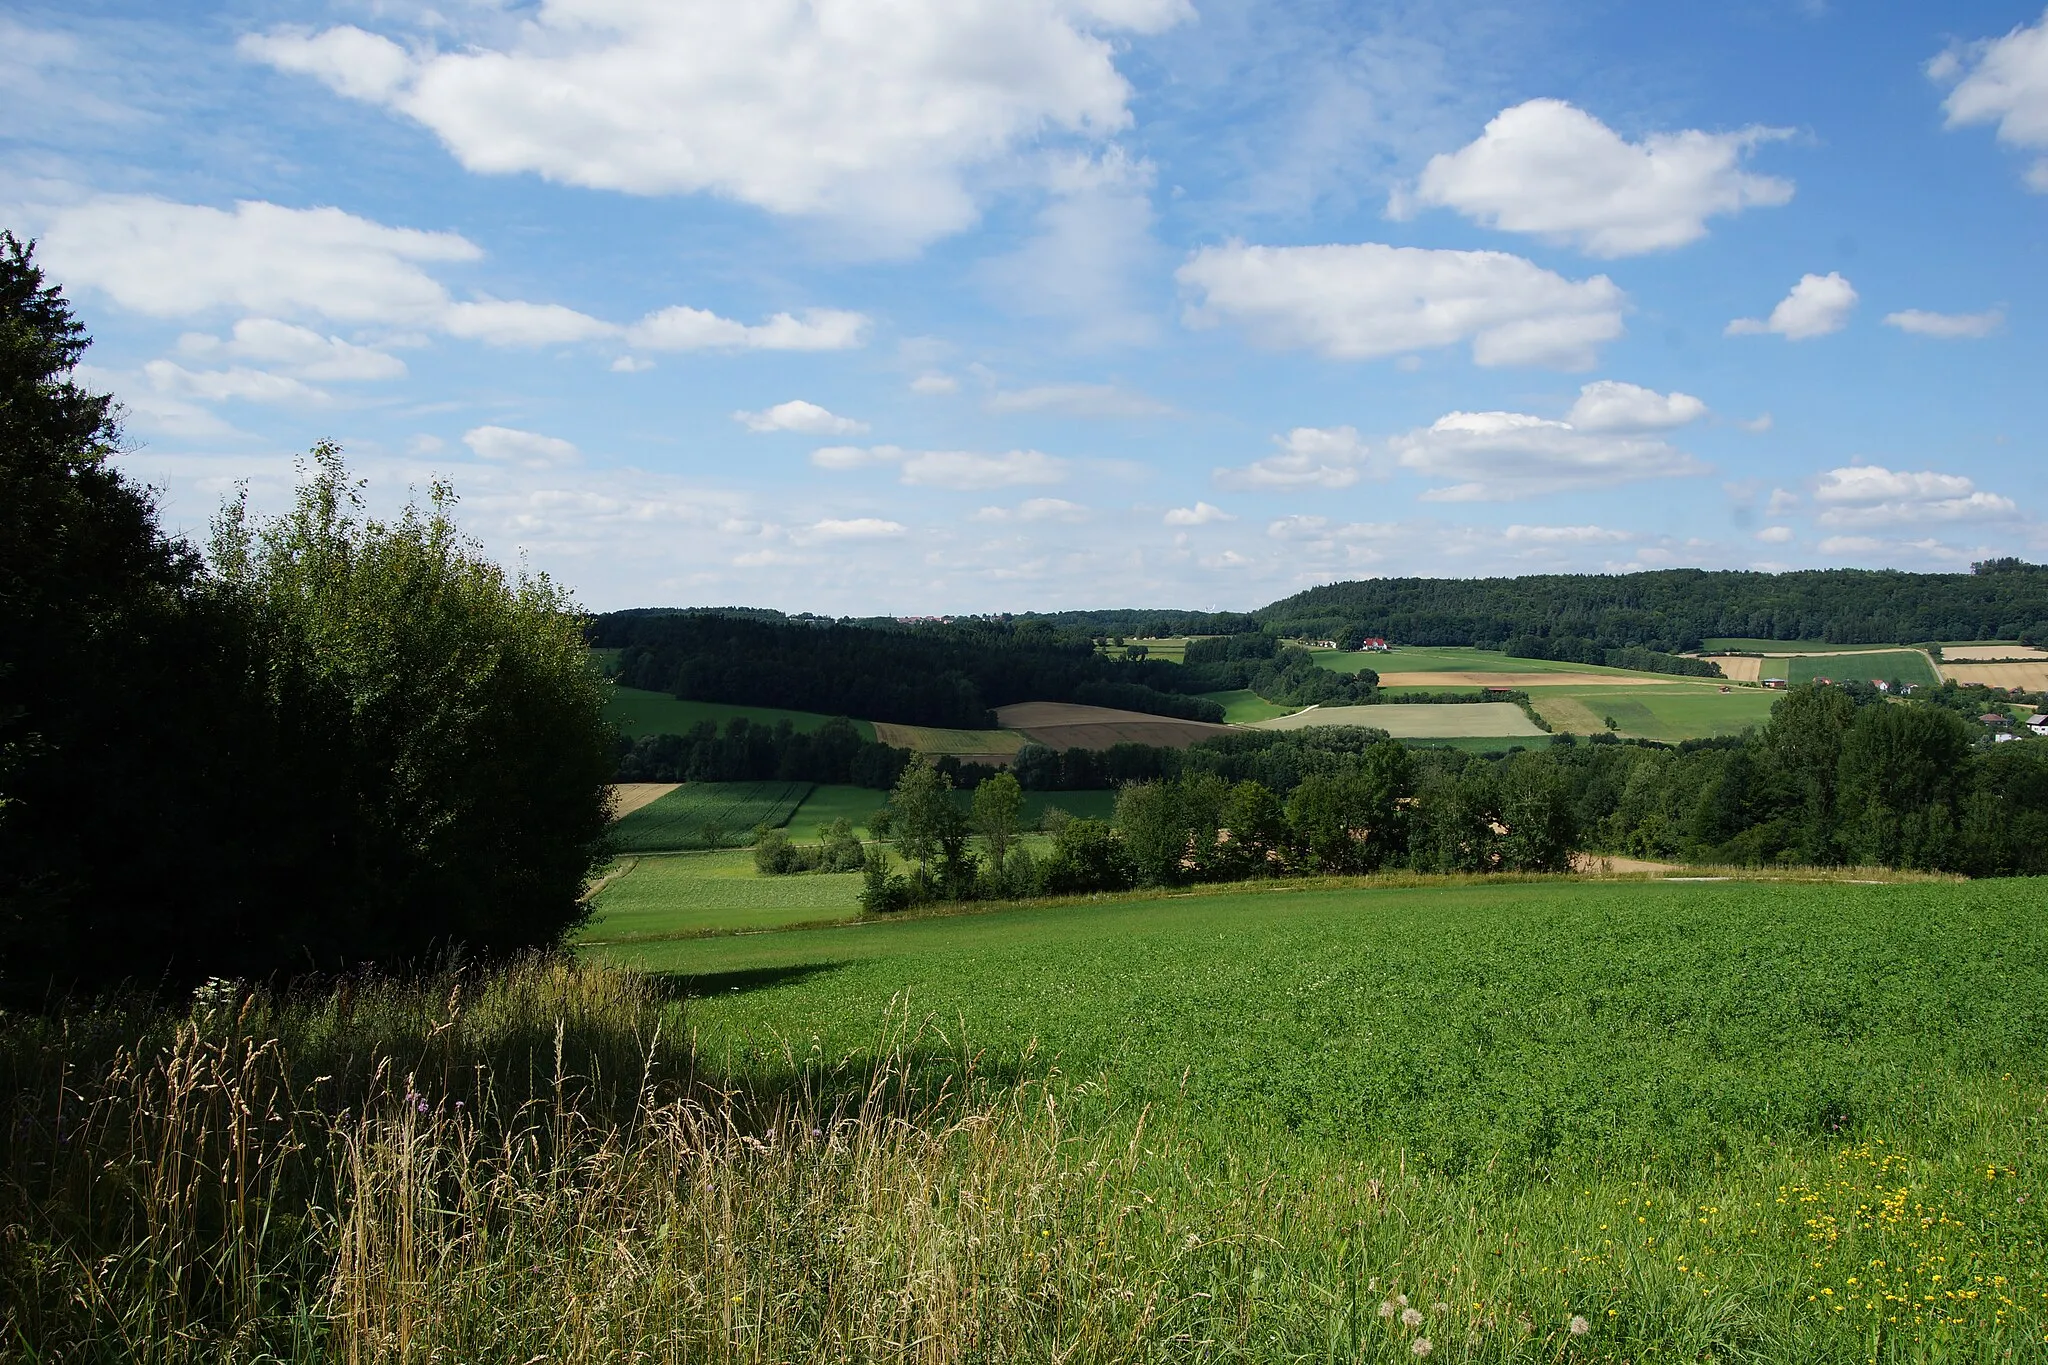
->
[648,962,846,1000]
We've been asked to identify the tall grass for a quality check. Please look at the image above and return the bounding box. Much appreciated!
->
[3,961,2043,1361]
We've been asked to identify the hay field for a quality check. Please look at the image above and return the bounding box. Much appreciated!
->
[609,782,680,818]
[1532,685,1778,742]
[872,722,1027,762]
[996,701,1230,751]
[1377,670,1687,688]
[1942,644,2048,662]
[1709,656,1765,683]
[1788,650,1939,688]
[1943,661,2048,690]
[1253,702,1543,738]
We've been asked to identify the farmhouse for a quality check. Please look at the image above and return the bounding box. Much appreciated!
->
[1982,713,2012,727]
[2029,713,2048,736]
[1359,637,1390,652]
[1762,677,1788,689]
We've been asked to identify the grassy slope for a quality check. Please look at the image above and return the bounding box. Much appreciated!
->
[785,783,890,839]
[577,850,862,941]
[1317,647,1652,677]
[609,781,812,853]
[1533,684,1779,742]
[594,876,2048,1173]
[605,685,878,741]
[1701,638,1921,653]
[1198,688,1301,723]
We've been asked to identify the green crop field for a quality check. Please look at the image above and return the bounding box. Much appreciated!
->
[1317,647,1651,678]
[1700,638,1917,653]
[605,686,877,741]
[784,783,890,838]
[1200,688,1302,723]
[1788,650,1941,689]
[577,849,863,942]
[1531,683,1779,742]
[608,780,813,852]
[585,876,2048,1352]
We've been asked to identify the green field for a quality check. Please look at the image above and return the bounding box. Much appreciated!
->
[605,686,877,741]
[1787,650,1941,689]
[578,849,863,942]
[1531,683,1779,742]
[1700,638,1917,653]
[583,875,2048,1351]
[1198,688,1301,723]
[783,783,890,838]
[609,780,813,852]
[1317,647,1649,677]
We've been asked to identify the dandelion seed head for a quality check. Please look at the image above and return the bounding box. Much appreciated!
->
[1379,1301,1397,1319]
[1569,1315,1591,1335]
[1402,1307,1424,1328]
[1412,1338,1433,1357]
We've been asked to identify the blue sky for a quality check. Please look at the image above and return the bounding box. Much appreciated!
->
[6,1,2047,613]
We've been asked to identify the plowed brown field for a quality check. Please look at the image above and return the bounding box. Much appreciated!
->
[995,702,1231,751]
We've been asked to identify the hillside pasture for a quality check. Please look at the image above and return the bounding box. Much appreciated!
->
[996,701,1231,751]
[872,722,1027,763]
[1787,649,1939,689]
[1253,701,1541,738]
[577,849,862,943]
[1530,683,1778,742]
[1196,688,1301,723]
[1315,646,1617,677]
[1943,661,2048,690]
[609,781,813,853]
[1377,670,1686,688]
[1698,638,1913,653]
[605,686,877,741]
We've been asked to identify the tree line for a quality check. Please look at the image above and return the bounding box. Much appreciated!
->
[592,611,1228,727]
[1258,565,2048,651]
[0,236,614,998]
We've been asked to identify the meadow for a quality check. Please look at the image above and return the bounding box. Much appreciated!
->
[576,849,864,941]
[1788,649,1941,689]
[1314,646,1621,677]
[1200,687,1303,722]
[1256,701,1544,738]
[575,874,2048,1357]
[605,684,877,740]
[608,779,813,852]
[1699,638,1921,654]
[1530,684,1779,742]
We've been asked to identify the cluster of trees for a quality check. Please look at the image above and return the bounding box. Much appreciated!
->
[593,611,1225,727]
[1,237,614,997]
[1259,566,2048,650]
[1559,685,2048,875]
[614,717,912,788]
[1504,635,1725,678]
[1180,634,1382,706]
[835,739,1580,913]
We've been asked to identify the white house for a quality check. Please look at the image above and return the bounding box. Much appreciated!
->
[2029,713,2048,737]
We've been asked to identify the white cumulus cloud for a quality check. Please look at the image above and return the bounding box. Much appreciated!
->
[1178,242,1626,370]
[1214,426,1377,491]
[1756,525,1795,544]
[1933,10,2048,191]
[1813,465,2019,528]
[1163,501,1234,525]
[734,400,868,435]
[1564,380,1708,432]
[1726,272,1857,340]
[243,0,1192,252]
[809,518,906,539]
[443,299,618,346]
[142,360,329,406]
[1392,410,1706,501]
[463,424,582,468]
[809,445,1067,490]
[1398,99,1794,256]
[975,498,1091,523]
[175,318,406,381]
[626,306,868,352]
[910,372,960,395]
[1882,307,2006,339]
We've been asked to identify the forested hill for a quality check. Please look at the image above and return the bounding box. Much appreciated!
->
[1256,561,2048,651]
[589,612,1226,726]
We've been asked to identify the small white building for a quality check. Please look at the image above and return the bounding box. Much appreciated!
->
[2029,713,2048,737]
